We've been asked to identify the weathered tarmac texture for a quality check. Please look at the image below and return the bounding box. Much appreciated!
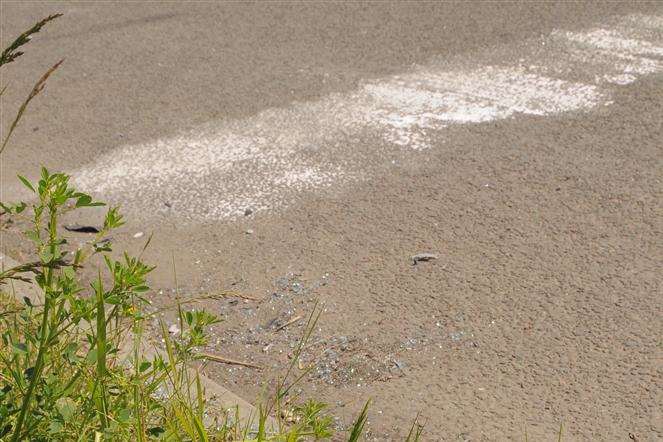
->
[2,2,662,440]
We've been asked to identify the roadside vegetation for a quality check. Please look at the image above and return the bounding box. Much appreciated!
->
[0,14,426,442]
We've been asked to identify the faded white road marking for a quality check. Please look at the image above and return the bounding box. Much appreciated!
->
[367,67,602,150]
[625,14,663,30]
[73,14,663,221]
[551,24,663,85]
[562,29,663,57]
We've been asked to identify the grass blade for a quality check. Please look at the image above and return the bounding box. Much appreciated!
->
[405,412,424,441]
[0,59,63,156]
[94,274,109,430]
[558,422,564,442]
[0,14,62,67]
[347,400,370,442]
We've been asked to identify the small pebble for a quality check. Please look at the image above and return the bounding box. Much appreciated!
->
[133,232,144,238]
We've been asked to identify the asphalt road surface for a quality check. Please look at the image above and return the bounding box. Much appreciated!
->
[2,2,662,440]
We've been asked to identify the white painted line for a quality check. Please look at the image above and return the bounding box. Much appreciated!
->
[73,14,663,221]
[553,25,663,85]
[366,66,602,150]
[625,13,663,31]
[561,29,663,57]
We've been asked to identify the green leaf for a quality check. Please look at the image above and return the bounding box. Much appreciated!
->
[116,408,131,423]
[62,266,75,279]
[39,249,54,263]
[55,397,77,421]
[147,427,165,437]
[75,194,92,207]
[48,421,63,434]
[23,367,35,380]
[139,361,151,372]
[105,295,121,305]
[25,230,40,244]
[0,201,27,214]
[16,202,27,213]
[104,207,125,229]
[64,342,79,362]
[73,193,105,207]
[86,348,98,363]
[12,342,27,354]
[17,175,35,192]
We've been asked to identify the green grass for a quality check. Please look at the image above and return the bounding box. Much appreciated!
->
[0,14,423,442]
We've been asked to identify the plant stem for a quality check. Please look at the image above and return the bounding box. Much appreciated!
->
[95,274,109,430]
[11,202,58,441]
[11,293,51,442]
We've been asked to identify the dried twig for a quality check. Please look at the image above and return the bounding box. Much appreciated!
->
[182,291,261,304]
[148,291,260,317]
[209,291,261,301]
[275,315,302,332]
[199,352,262,369]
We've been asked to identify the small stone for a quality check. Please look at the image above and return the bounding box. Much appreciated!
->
[168,324,180,335]
[244,208,253,216]
[133,232,144,238]
[275,276,290,289]
[245,229,254,235]
[393,359,406,371]
[450,331,465,342]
